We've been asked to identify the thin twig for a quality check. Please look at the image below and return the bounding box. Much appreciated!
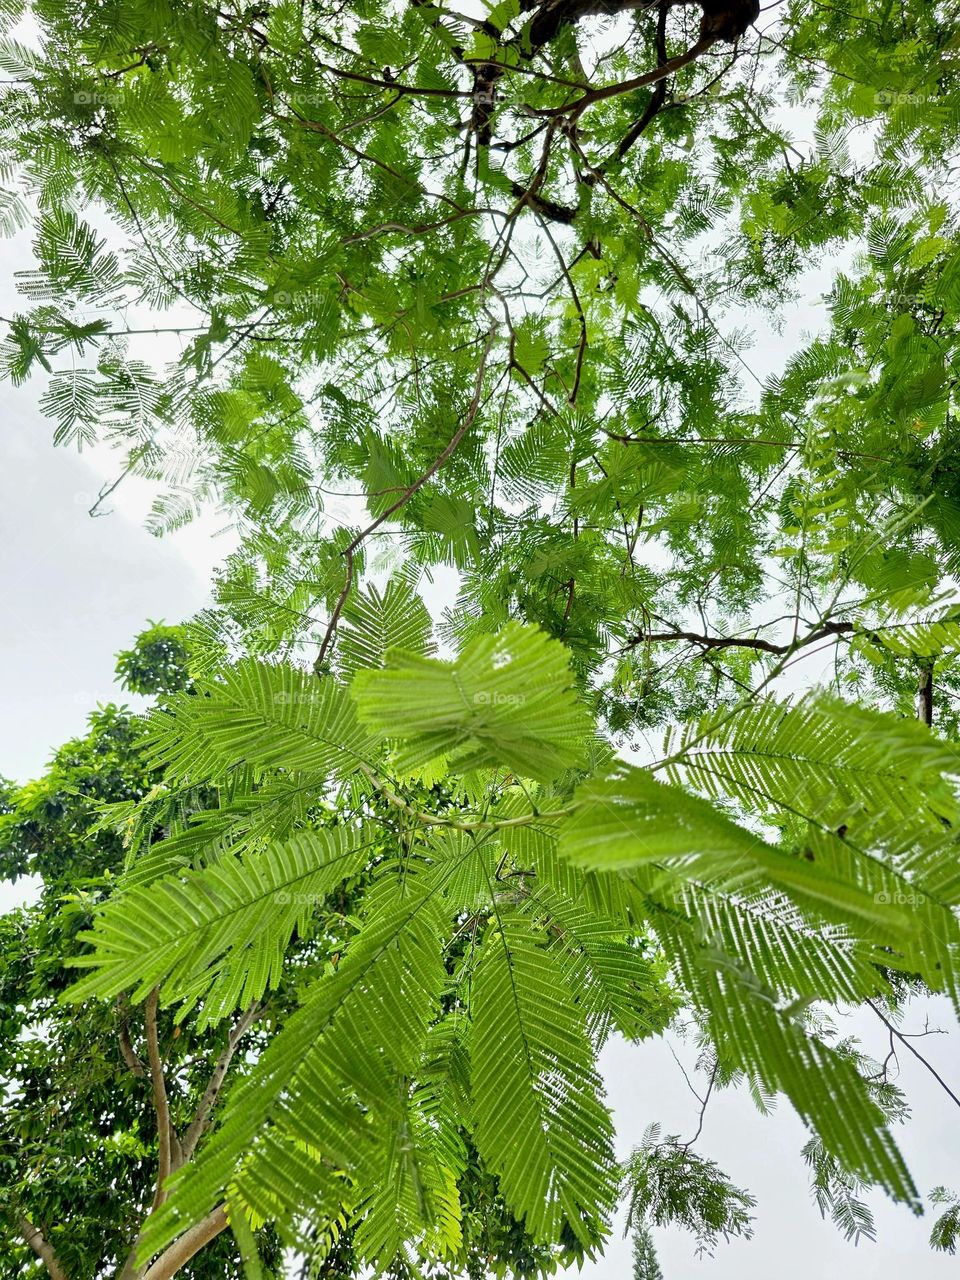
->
[682,1060,719,1148]
[181,1003,262,1160]
[313,325,498,669]
[866,1000,960,1113]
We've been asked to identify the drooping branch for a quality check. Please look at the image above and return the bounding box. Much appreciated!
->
[16,1214,69,1280]
[681,1059,719,1150]
[867,1001,960,1113]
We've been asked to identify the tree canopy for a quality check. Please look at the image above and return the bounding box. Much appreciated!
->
[2,0,960,1275]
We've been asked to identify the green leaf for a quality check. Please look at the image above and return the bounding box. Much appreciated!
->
[560,765,766,879]
[67,827,372,1023]
[145,660,376,781]
[337,577,436,678]
[352,622,592,783]
[470,911,618,1244]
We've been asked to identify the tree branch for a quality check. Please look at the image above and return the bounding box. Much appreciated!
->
[681,1059,719,1149]
[180,1003,261,1161]
[605,428,891,462]
[508,181,577,223]
[629,620,854,655]
[140,1206,229,1280]
[313,59,470,98]
[529,35,717,116]
[119,1022,147,1078]
[918,661,934,726]
[16,1214,69,1280]
[314,324,498,670]
[613,0,670,161]
[144,989,180,1205]
[867,1000,960,1112]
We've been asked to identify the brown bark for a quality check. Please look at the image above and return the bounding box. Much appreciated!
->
[918,662,934,726]
[140,1207,229,1280]
[144,989,181,1204]
[16,1215,69,1280]
[181,1003,261,1161]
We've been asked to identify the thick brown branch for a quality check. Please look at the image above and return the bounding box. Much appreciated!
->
[140,1206,229,1280]
[509,182,577,223]
[631,620,854,655]
[16,1215,69,1280]
[918,661,934,726]
[613,0,670,161]
[529,35,716,116]
[524,0,653,47]
[119,1020,147,1078]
